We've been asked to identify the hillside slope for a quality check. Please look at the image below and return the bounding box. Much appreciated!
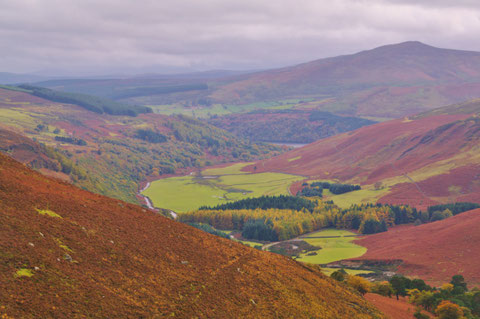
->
[0,87,281,203]
[247,100,480,208]
[353,209,480,286]
[209,41,480,118]
[0,128,72,181]
[0,153,383,318]
[208,109,375,143]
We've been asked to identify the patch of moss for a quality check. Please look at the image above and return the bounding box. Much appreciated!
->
[35,208,62,218]
[53,238,73,252]
[14,268,34,278]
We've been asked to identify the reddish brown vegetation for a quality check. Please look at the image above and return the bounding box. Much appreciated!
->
[0,153,383,318]
[247,114,470,180]
[247,107,480,208]
[354,209,480,286]
[0,129,71,180]
[365,294,430,319]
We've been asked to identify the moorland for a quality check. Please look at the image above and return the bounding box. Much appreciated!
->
[3,40,480,318]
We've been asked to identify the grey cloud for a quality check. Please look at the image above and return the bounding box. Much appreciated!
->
[0,0,479,75]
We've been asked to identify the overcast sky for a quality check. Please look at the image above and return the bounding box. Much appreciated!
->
[1,0,480,75]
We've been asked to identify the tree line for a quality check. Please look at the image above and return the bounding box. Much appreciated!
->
[332,271,479,319]
[199,195,316,212]
[109,83,208,99]
[297,181,361,197]
[180,201,420,241]
[182,197,480,241]
[18,85,152,116]
[135,129,168,143]
[54,136,87,146]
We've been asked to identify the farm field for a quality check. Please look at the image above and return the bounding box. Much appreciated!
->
[142,163,304,212]
[149,99,310,118]
[296,229,367,264]
[324,187,391,209]
[320,267,373,276]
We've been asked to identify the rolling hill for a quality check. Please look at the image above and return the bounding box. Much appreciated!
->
[208,41,480,118]
[29,42,480,143]
[208,109,375,143]
[0,87,281,203]
[34,42,480,121]
[0,128,85,183]
[0,152,384,318]
[246,99,480,209]
[353,208,480,286]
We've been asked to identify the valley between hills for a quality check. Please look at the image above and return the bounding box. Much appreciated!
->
[2,41,480,318]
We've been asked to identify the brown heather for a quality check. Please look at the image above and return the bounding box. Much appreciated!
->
[0,153,383,318]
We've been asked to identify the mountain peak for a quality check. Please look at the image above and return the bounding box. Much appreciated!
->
[365,41,437,55]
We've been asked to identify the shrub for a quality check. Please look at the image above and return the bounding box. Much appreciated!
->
[435,300,463,319]
[347,276,371,295]
[330,269,347,282]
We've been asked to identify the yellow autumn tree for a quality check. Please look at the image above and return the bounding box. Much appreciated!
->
[435,300,464,319]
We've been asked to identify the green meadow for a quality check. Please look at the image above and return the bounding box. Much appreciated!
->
[295,229,366,264]
[148,99,316,118]
[142,163,303,212]
[323,187,390,209]
[320,267,373,276]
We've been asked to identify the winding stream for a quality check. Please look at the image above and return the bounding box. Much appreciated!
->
[139,182,177,219]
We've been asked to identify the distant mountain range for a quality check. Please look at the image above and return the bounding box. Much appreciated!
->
[23,41,480,130]
[208,41,480,118]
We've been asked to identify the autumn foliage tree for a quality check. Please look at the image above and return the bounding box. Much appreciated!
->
[347,276,371,295]
[435,300,464,319]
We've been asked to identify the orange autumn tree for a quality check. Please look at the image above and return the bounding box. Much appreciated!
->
[435,300,464,319]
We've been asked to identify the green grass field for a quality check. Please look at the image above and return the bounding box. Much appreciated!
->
[323,187,390,209]
[202,162,252,175]
[296,229,366,264]
[234,239,263,248]
[143,163,303,212]
[149,99,316,118]
[320,267,373,276]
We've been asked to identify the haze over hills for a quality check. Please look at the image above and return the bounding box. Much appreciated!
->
[208,41,480,118]
[28,41,480,144]
[0,72,53,84]
[0,152,384,318]
[247,99,480,209]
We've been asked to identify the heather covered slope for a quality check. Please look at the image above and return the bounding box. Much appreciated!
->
[0,153,383,318]
[247,100,480,208]
[209,41,480,118]
[208,109,375,143]
[354,209,480,286]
